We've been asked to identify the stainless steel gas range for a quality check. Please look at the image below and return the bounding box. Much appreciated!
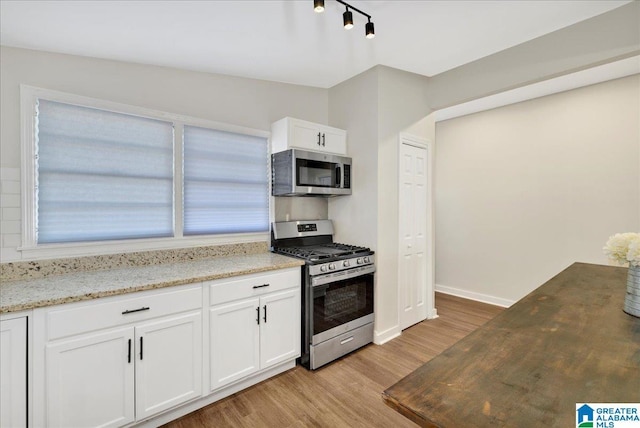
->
[271,220,374,370]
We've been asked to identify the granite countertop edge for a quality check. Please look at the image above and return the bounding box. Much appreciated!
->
[0,253,304,314]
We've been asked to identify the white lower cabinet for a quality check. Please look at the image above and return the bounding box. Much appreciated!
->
[259,289,300,368]
[35,284,202,427]
[31,267,300,427]
[135,312,202,420]
[46,327,135,428]
[0,316,28,428]
[210,298,261,389]
[209,269,301,391]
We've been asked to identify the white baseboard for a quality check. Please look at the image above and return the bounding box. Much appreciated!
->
[435,284,514,308]
[374,325,401,345]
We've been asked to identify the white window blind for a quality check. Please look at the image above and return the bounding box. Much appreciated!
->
[36,99,174,244]
[183,125,268,235]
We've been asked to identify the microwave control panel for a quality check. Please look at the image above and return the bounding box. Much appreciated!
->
[344,165,351,188]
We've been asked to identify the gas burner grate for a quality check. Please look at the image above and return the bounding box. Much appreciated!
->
[272,247,333,260]
[272,242,372,262]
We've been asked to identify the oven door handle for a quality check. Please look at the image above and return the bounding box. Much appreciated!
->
[311,265,376,287]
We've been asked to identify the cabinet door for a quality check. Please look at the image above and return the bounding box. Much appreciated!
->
[260,289,301,369]
[46,327,135,428]
[209,298,260,391]
[320,126,347,155]
[135,311,202,420]
[291,120,323,152]
[0,317,27,428]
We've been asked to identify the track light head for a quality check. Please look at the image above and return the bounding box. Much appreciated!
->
[365,20,375,39]
[343,9,354,30]
[314,0,325,13]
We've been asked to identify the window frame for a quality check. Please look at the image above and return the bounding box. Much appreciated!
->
[20,85,271,260]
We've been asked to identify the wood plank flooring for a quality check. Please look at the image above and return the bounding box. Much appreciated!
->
[163,293,504,428]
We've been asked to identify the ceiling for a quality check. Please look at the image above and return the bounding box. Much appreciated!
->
[0,1,632,88]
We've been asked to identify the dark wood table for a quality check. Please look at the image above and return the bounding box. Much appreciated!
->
[383,262,640,427]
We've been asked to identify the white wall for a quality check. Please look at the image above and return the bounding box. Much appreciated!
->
[327,67,379,250]
[329,66,435,344]
[434,75,640,305]
[0,46,329,261]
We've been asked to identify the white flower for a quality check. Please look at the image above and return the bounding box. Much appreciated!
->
[627,240,640,267]
[603,232,640,266]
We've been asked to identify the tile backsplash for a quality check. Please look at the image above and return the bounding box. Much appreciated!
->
[0,167,21,263]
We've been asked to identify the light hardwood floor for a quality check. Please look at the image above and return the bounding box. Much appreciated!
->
[163,293,504,428]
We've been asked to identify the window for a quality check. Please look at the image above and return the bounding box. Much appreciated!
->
[21,86,270,255]
[36,99,174,243]
[183,126,269,235]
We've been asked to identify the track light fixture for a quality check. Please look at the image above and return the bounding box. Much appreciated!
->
[365,18,375,39]
[315,0,375,39]
[343,7,354,30]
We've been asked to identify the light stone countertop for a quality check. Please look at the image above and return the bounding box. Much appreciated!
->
[0,253,304,313]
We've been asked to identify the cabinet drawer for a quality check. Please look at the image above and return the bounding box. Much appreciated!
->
[46,285,202,341]
[209,268,300,306]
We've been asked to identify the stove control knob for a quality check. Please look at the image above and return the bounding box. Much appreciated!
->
[329,263,336,271]
[343,260,350,267]
[356,258,363,265]
[320,265,328,272]
[363,256,370,264]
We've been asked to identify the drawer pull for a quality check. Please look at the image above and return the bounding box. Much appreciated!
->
[122,307,150,315]
[340,336,354,345]
[252,283,270,289]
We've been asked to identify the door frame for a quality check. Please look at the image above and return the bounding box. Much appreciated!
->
[397,133,437,330]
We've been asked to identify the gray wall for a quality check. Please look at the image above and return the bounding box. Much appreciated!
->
[328,65,435,343]
[0,46,329,261]
[427,1,640,110]
[435,75,640,305]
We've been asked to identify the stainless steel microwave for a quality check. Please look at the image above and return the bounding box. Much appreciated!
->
[272,149,352,196]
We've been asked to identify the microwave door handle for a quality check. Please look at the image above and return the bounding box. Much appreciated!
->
[335,165,341,187]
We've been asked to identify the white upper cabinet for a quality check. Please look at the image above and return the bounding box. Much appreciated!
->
[271,117,347,155]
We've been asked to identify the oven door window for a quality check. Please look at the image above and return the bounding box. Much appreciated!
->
[296,159,337,188]
[313,274,374,336]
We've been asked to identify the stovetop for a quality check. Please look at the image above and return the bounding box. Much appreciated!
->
[271,220,374,270]
[272,242,371,262]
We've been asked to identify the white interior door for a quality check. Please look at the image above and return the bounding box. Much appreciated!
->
[399,138,430,330]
